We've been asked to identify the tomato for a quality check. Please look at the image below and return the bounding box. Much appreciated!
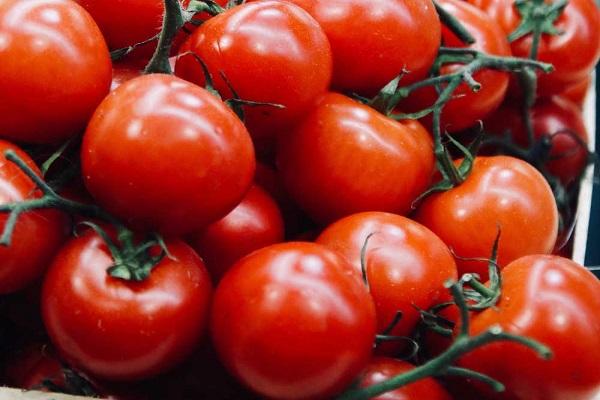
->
[42,232,212,381]
[401,0,511,133]
[175,0,332,145]
[188,185,285,282]
[0,141,68,294]
[459,256,600,400]
[415,156,558,279]
[560,75,592,107]
[468,0,600,96]
[81,74,255,236]
[484,95,589,185]
[0,0,111,144]
[316,212,457,354]
[357,357,452,400]
[280,0,441,96]
[4,343,65,391]
[211,242,376,400]
[110,63,143,91]
[278,92,435,225]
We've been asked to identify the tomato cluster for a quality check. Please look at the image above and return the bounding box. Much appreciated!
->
[0,0,599,399]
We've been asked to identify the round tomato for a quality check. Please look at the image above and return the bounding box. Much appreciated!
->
[211,242,376,400]
[81,74,255,236]
[110,63,143,91]
[0,141,68,294]
[401,0,511,133]
[561,75,592,107]
[175,0,332,145]
[316,212,457,354]
[484,95,589,185]
[278,92,435,225]
[459,256,600,400]
[415,156,558,279]
[357,357,452,400]
[188,185,285,282]
[42,232,212,381]
[468,0,600,96]
[281,0,441,96]
[0,0,111,144]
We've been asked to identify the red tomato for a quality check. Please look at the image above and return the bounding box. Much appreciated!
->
[211,242,376,400]
[459,256,600,400]
[110,63,143,91]
[357,357,452,400]
[561,75,592,107]
[81,74,255,236]
[484,95,589,185]
[175,0,332,145]
[316,212,457,354]
[42,232,212,381]
[4,343,65,391]
[468,0,600,96]
[281,0,441,95]
[188,185,285,282]
[401,0,511,132]
[278,93,435,225]
[0,0,111,144]
[0,141,67,294]
[415,156,558,279]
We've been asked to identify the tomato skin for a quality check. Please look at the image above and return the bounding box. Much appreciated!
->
[175,0,332,144]
[188,185,285,282]
[561,75,592,107]
[459,256,600,400]
[110,63,143,91]
[281,0,441,96]
[0,141,68,294]
[42,232,212,381]
[81,74,255,236]
[211,242,377,400]
[278,93,435,225]
[484,96,589,186]
[468,0,600,96]
[316,212,457,354]
[0,0,111,144]
[357,358,452,400]
[401,0,510,132]
[415,156,558,279]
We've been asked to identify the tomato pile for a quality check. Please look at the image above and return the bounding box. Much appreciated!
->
[1,0,600,399]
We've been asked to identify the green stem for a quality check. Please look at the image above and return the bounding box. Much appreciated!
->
[144,0,186,74]
[434,0,476,45]
[464,275,496,298]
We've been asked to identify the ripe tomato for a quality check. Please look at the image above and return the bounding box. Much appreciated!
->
[42,232,212,381]
[316,212,457,354]
[484,95,589,185]
[459,256,600,400]
[4,343,65,391]
[280,0,441,96]
[277,93,435,225]
[0,141,67,294]
[561,75,592,107]
[175,0,332,145]
[401,0,511,132]
[211,242,376,400]
[357,357,452,400]
[468,0,600,96]
[110,63,143,91]
[188,185,285,282]
[0,0,111,144]
[81,74,255,236]
[415,156,558,279]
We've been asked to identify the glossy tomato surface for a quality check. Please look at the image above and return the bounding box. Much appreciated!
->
[42,233,212,381]
[468,0,600,96]
[401,0,511,132]
[357,358,452,400]
[317,212,457,354]
[415,156,558,279]
[0,141,67,294]
[561,75,592,107]
[0,0,111,144]
[484,95,589,185]
[211,242,376,400]
[459,256,600,400]
[188,185,285,282]
[282,0,441,95]
[278,93,435,225]
[81,74,255,236]
[175,0,332,145]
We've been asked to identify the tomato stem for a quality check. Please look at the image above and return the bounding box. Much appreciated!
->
[433,0,476,45]
[145,0,186,74]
